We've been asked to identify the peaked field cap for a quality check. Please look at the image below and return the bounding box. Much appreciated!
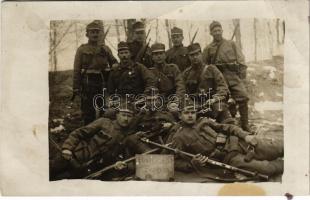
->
[209,21,222,31]
[118,101,135,114]
[86,20,103,30]
[118,41,129,51]
[180,98,197,111]
[171,27,183,35]
[187,43,201,55]
[151,43,165,53]
[133,21,145,32]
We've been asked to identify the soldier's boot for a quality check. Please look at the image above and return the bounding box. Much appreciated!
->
[238,101,250,132]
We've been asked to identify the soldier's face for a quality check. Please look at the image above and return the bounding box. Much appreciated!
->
[189,51,203,65]
[133,30,146,43]
[180,109,197,125]
[116,112,134,127]
[87,29,100,42]
[210,26,223,41]
[152,51,166,64]
[118,50,131,62]
[171,34,183,46]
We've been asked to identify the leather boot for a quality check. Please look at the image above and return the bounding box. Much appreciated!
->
[238,101,250,132]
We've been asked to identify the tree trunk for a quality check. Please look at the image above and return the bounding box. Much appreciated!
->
[267,21,274,58]
[276,18,280,45]
[115,19,121,43]
[155,19,159,42]
[282,20,285,44]
[232,19,242,50]
[253,18,258,62]
[125,19,136,42]
[165,19,172,48]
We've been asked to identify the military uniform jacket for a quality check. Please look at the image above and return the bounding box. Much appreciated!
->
[128,40,153,68]
[73,43,117,90]
[149,63,186,98]
[166,45,191,72]
[202,39,246,86]
[62,118,130,163]
[108,61,157,95]
[165,119,249,171]
[182,64,229,100]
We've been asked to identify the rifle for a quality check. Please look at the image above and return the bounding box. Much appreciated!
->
[140,138,269,181]
[231,23,240,41]
[135,28,151,63]
[190,28,199,44]
[84,147,161,179]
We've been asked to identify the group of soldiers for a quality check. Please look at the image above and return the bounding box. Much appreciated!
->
[49,20,284,181]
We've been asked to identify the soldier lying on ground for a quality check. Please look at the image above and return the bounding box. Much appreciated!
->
[49,102,144,180]
[164,100,283,177]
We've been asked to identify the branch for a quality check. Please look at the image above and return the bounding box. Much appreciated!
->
[49,22,75,54]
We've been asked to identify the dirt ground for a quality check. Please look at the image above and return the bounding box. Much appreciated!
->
[48,56,284,180]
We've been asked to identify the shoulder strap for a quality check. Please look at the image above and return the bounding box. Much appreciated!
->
[199,64,209,83]
[211,40,225,64]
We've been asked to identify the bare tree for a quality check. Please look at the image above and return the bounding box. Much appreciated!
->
[282,20,285,44]
[115,19,121,43]
[267,21,274,57]
[232,19,242,50]
[125,19,136,42]
[165,19,172,48]
[276,18,280,45]
[155,19,159,42]
[253,18,258,62]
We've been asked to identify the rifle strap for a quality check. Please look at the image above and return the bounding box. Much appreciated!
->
[211,40,224,64]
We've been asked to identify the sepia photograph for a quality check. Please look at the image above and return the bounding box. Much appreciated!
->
[48,18,284,183]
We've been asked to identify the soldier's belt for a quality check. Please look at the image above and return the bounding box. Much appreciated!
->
[216,63,240,73]
[81,69,102,74]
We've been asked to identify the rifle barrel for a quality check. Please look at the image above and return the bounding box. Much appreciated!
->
[84,147,160,179]
[141,138,269,180]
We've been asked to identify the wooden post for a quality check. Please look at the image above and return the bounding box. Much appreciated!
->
[276,18,280,45]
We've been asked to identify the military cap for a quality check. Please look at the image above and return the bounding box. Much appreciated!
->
[117,101,135,114]
[86,20,103,31]
[180,97,197,111]
[171,27,183,36]
[209,21,222,31]
[151,43,165,53]
[133,21,145,32]
[145,87,160,100]
[187,43,201,55]
[118,41,129,51]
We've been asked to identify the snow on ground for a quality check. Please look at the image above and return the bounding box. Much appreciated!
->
[254,101,282,113]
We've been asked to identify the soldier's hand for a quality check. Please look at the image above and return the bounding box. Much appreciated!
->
[167,102,179,112]
[162,122,172,129]
[135,131,146,138]
[205,98,216,106]
[245,135,258,146]
[228,97,236,105]
[114,161,127,170]
[191,154,208,167]
[62,149,73,160]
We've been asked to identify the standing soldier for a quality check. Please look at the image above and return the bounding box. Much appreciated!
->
[108,41,156,97]
[202,21,250,131]
[128,21,153,68]
[183,43,234,124]
[149,43,186,104]
[166,27,191,72]
[73,20,117,125]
